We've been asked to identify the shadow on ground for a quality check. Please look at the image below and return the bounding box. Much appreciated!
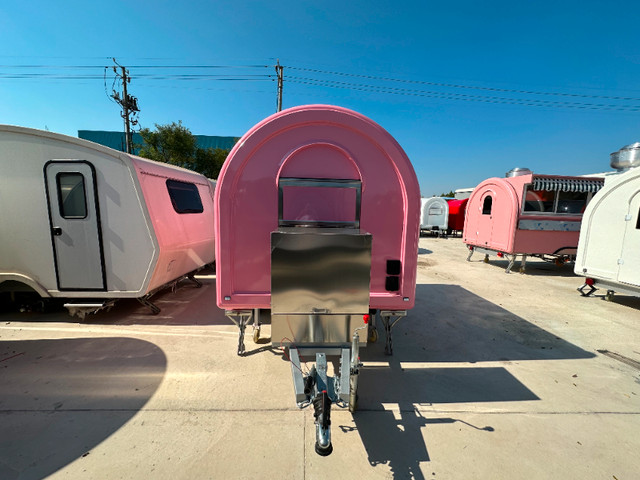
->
[583,291,640,310]
[467,256,579,277]
[0,337,166,480]
[0,277,230,327]
[339,283,594,478]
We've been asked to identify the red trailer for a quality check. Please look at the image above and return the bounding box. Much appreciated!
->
[446,198,469,235]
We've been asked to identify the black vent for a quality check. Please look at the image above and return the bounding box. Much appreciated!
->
[386,260,401,275]
[385,276,400,292]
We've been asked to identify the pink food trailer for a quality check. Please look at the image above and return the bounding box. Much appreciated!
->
[214,105,420,455]
[464,168,604,273]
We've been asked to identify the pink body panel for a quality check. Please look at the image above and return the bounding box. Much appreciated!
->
[215,105,420,311]
[463,173,584,255]
[131,157,215,292]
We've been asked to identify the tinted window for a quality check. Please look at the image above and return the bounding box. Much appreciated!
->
[167,180,203,214]
[482,196,492,215]
[557,191,589,214]
[57,173,87,219]
[523,188,556,213]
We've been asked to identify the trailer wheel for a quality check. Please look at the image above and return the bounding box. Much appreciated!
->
[368,327,378,343]
[349,394,359,413]
[605,290,615,302]
[483,254,489,263]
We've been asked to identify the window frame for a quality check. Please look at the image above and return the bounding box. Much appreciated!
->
[521,184,593,216]
[56,172,88,219]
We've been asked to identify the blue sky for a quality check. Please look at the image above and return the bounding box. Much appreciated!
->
[2,0,640,195]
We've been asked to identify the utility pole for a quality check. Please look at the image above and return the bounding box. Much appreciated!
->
[111,58,140,154]
[275,60,283,112]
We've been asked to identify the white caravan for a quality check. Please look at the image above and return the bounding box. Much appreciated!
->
[0,125,215,316]
[576,142,640,300]
[420,197,449,235]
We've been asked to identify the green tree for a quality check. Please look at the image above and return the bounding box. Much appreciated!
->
[137,121,231,178]
[194,146,229,179]
[439,190,455,197]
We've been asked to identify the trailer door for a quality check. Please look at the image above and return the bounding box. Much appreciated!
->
[45,161,106,291]
[476,191,495,247]
[618,191,640,286]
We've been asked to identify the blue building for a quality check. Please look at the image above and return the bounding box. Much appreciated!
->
[77,130,238,155]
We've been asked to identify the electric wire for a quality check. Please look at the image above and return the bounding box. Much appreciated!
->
[284,65,640,102]
[287,76,640,112]
[2,60,639,113]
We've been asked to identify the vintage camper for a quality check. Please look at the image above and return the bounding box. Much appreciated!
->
[420,197,449,235]
[214,105,420,455]
[464,168,604,273]
[446,198,469,235]
[0,125,215,316]
[576,143,640,300]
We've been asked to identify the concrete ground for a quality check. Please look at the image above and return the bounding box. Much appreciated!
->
[0,236,638,479]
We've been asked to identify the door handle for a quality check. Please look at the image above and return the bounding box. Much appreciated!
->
[52,227,62,236]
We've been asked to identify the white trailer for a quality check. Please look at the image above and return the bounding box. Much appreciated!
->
[0,125,215,316]
[420,197,449,235]
[576,142,640,300]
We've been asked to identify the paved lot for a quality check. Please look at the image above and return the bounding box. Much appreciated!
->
[1,236,638,479]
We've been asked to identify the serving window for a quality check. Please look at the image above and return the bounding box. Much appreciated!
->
[522,178,602,215]
[278,178,361,228]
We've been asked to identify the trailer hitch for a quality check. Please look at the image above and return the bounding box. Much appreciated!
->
[313,390,333,456]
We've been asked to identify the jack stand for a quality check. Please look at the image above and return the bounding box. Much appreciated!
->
[505,254,515,273]
[380,310,407,355]
[225,310,254,355]
[137,295,161,315]
[187,273,203,288]
[367,310,379,343]
[578,283,597,297]
[313,354,333,456]
[466,247,474,262]
[252,308,261,343]
[519,255,528,274]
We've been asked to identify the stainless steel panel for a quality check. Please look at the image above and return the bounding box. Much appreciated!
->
[271,228,372,315]
[518,219,581,231]
[271,314,367,346]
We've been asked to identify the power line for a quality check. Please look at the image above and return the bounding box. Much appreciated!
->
[0,73,274,80]
[0,64,270,69]
[287,77,640,112]
[284,65,640,102]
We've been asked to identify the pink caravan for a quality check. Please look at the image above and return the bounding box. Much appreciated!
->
[214,105,420,455]
[464,168,604,273]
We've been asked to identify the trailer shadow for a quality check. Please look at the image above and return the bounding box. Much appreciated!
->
[87,276,230,326]
[340,283,594,477]
[0,337,166,480]
[585,292,640,310]
[469,257,579,278]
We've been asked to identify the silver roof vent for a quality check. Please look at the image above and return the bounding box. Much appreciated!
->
[505,167,532,178]
[610,142,640,170]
